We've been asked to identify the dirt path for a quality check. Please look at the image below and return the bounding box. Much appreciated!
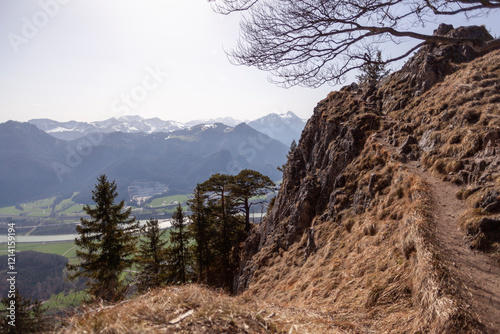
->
[375,132,500,333]
[408,161,500,332]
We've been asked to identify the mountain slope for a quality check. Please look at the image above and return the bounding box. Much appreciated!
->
[0,121,68,205]
[234,25,500,333]
[0,122,287,207]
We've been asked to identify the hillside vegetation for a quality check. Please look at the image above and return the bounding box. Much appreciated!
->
[235,25,500,333]
[56,25,499,333]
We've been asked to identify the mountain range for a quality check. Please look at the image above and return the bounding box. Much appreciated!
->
[28,112,306,146]
[0,119,292,207]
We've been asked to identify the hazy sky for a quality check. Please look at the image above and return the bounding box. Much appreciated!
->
[1,0,499,124]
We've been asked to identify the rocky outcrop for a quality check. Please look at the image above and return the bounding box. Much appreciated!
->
[235,25,500,333]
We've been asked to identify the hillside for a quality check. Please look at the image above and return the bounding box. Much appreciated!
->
[235,24,500,333]
[56,25,499,333]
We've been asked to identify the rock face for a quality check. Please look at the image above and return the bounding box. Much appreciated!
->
[234,25,500,333]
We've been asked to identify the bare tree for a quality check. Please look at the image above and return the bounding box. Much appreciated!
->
[211,0,500,87]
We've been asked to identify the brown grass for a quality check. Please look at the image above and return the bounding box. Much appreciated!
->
[239,128,487,333]
[241,50,500,333]
[55,285,290,334]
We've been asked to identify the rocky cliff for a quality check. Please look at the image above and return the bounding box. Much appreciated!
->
[235,25,500,333]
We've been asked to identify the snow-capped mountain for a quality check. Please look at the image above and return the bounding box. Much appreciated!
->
[184,116,243,127]
[28,112,306,144]
[28,116,186,140]
[0,120,287,207]
[247,111,306,145]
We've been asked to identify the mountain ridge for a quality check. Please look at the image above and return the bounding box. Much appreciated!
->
[26,112,306,145]
[234,25,500,333]
[0,121,288,207]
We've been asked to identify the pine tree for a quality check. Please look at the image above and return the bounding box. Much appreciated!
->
[201,174,245,291]
[135,218,169,292]
[166,204,192,284]
[67,174,139,302]
[187,184,213,283]
[232,169,275,233]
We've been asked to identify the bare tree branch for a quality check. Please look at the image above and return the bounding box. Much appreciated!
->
[211,0,500,87]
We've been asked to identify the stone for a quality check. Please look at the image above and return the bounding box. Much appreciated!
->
[398,135,418,155]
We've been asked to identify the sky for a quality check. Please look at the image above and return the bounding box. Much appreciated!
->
[0,0,499,124]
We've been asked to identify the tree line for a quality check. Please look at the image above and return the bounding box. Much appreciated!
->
[69,170,274,301]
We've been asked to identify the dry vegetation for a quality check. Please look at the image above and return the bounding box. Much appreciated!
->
[386,49,500,257]
[56,285,282,334]
[54,284,356,333]
[235,46,500,333]
[243,141,483,333]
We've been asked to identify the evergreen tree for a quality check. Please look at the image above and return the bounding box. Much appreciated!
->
[136,218,169,292]
[201,173,245,291]
[232,169,275,233]
[356,49,390,86]
[187,171,274,291]
[187,184,213,283]
[0,290,47,333]
[166,204,192,284]
[67,174,139,302]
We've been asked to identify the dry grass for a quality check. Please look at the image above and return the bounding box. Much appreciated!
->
[239,110,489,333]
[241,136,480,332]
[54,284,359,334]
[387,50,500,184]
[55,285,287,334]
[237,48,500,333]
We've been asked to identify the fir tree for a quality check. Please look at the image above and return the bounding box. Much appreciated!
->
[166,204,192,284]
[67,174,139,302]
[356,49,390,86]
[136,218,169,292]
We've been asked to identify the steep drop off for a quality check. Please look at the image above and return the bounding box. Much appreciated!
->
[235,25,500,333]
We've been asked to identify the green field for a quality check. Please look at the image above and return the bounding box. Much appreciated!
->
[0,226,172,257]
[0,192,191,223]
[0,206,23,215]
[148,194,190,207]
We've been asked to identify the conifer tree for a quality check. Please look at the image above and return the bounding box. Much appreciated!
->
[187,184,213,283]
[67,174,139,302]
[232,169,275,233]
[277,139,297,172]
[188,171,273,291]
[201,173,245,290]
[136,218,169,292]
[166,204,192,284]
[356,49,390,86]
